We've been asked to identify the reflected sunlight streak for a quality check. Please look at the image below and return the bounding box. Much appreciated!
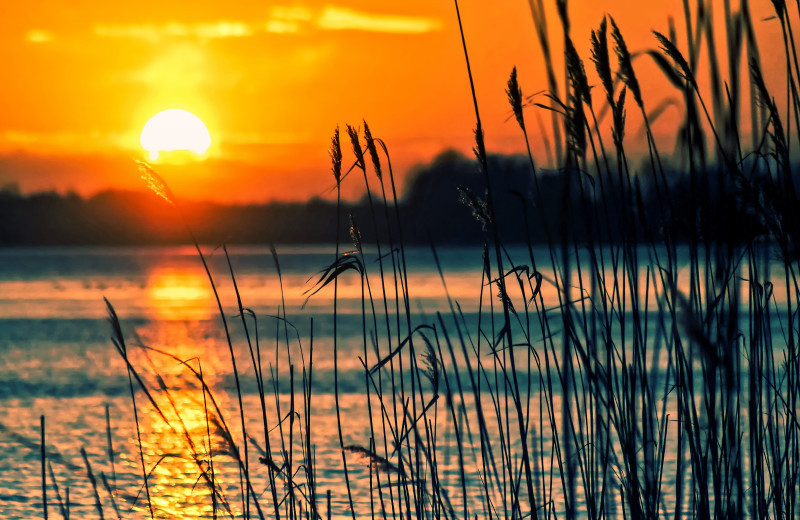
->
[141,366,237,517]
[147,269,215,320]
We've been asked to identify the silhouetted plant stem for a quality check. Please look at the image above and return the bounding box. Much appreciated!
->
[453,1,540,517]
[40,415,47,520]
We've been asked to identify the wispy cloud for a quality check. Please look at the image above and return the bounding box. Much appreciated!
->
[270,6,314,22]
[317,6,442,34]
[25,30,54,43]
[94,21,253,42]
[264,5,313,34]
[92,6,442,42]
[0,130,135,154]
[265,20,302,35]
[130,44,210,87]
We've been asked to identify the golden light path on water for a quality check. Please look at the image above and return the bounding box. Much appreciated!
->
[117,272,225,517]
[133,322,235,518]
[147,268,215,321]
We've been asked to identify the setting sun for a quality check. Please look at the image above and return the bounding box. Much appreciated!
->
[140,109,211,161]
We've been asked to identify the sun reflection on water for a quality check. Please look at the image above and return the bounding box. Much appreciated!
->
[143,384,220,517]
[147,268,215,320]
[135,342,244,519]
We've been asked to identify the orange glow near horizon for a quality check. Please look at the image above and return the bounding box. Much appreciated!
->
[0,0,792,202]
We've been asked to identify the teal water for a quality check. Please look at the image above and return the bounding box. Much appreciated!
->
[0,244,792,519]
[0,245,491,519]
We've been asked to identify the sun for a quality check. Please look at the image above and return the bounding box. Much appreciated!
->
[140,109,212,161]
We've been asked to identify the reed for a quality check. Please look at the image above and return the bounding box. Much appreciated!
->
[33,1,800,519]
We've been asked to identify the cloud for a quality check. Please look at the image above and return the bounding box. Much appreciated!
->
[91,6,441,42]
[0,130,135,155]
[270,6,314,22]
[94,21,253,42]
[265,20,301,34]
[264,5,313,33]
[316,6,443,34]
[130,44,209,87]
[25,30,54,43]
[194,21,252,39]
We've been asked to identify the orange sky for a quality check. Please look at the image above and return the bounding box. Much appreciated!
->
[0,1,789,202]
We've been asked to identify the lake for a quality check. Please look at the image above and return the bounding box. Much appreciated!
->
[0,244,498,519]
[0,244,794,519]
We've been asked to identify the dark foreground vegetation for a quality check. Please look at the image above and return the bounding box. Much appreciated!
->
[34,1,800,520]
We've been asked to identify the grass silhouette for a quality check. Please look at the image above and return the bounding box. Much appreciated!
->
[36,1,800,519]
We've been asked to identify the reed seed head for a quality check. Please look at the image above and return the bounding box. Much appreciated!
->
[566,92,587,157]
[137,161,176,206]
[421,340,439,395]
[473,123,487,172]
[565,37,591,105]
[329,126,343,185]
[591,17,614,105]
[343,445,404,476]
[363,120,382,180]
[609,17,643,109]
[496,287,516,315]
[348,212,362,253]
[457,186,491,231]
[750,58,774,112]
[653,31,695,87]
[506,67,526,131]
[346,124,365,172]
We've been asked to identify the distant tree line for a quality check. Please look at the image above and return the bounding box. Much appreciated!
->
[0,150,796,248]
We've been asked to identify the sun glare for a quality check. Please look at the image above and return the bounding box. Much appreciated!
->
[140,109,211,161]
